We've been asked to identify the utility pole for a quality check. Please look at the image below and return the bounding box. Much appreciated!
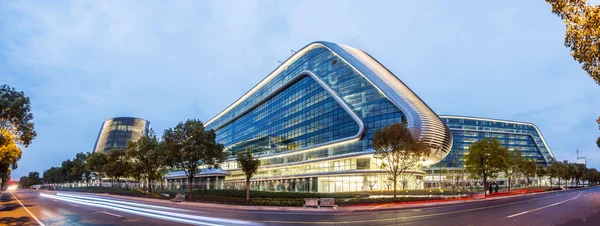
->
[576,149,587,166]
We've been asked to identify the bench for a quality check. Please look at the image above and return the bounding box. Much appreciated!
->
[171,194,186,202]
[319,198,337,209]
[303,198,320,208]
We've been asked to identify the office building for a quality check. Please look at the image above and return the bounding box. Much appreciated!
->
[166,41,453,192]
[423,115,555,187]
[93,117,150,153]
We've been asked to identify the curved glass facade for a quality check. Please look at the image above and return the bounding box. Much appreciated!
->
[207,46,406,167]
[182,41,452,192]
[93,117,150,153]
[436,116,555,167]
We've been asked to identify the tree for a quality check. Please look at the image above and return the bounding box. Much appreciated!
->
[536,164,548,188]
[521,159,537,187]
[27,171,41,186]
[561,161,572,186]
[573,163,586,186]
[548,161,565,187]
[87,152,108,188]
[0,130,22,190]
[363,174,377,191]
[19,176,29,188]
[127,129,167,193]
[61,159,78,186]
[503,150,525,192]
[236,149,261,201]
[0,84,37,147]
[71,152,90,185]
[163,119,227,198]
[43,167,63,189]
[126,160,144,189]
[596,117,599,149]
[463,138,509,193]
[546,0,600,85]
[105,148,128,189]
[585,168,600,185]
[372,122,431,200]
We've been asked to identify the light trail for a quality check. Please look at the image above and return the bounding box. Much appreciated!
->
[56,192,190,212]
[40,193,259,226]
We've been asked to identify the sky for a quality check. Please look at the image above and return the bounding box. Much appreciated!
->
[1,0,599,179]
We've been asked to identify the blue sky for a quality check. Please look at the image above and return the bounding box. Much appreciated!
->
[1,0,599,179]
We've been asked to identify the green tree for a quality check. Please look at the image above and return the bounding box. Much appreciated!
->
[546,0,600,84]
[521,159,537,187]
[236,149,261,201]
[0,84,36,190]
[71,152,90,185]
[561,161,572,186]
[43,166,64,189]
[0,84,37,146]
[27,171,41,186]
[127,129,168,193]
[163,119,227,198]
[372,122,431,200]
[106,148,128,189]
[573,163,586,186]
[19,176,29,188]
[503,150,524,192]
[87,152,108,188]
[585,168,600,185]
[536,164,548,188]
[126,160,144,189]
[463,138,509,193]
[61,159,78,186]
[548,161,565,187]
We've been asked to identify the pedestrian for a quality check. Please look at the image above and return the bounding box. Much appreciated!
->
[495,183,499,193]
[489,182,493,194]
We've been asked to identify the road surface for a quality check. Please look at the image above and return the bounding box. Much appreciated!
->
[1,187,600,225]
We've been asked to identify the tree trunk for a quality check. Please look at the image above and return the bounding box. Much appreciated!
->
[246,178,250,202]
[188,176,194,199]
[393,175,398,200]
[507,176,511,192]
[147,177,152,193]
[483,177,487,195]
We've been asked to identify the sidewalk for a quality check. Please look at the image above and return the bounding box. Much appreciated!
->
[43,187,574,214]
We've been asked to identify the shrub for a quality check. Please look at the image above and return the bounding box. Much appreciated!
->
[336,197,444,206]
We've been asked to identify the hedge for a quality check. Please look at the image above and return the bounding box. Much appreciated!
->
[170,189,468,199]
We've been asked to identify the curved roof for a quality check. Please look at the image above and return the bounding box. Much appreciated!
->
[205,41,453,165]
[439,115,555,161]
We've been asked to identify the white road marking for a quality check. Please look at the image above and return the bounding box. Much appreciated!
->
[9,192,46,226]
[505,191,583,218]
[101,211,123,218]
[69,203,80,207]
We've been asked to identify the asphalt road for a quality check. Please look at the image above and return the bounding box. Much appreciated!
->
[1,187,600,226]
